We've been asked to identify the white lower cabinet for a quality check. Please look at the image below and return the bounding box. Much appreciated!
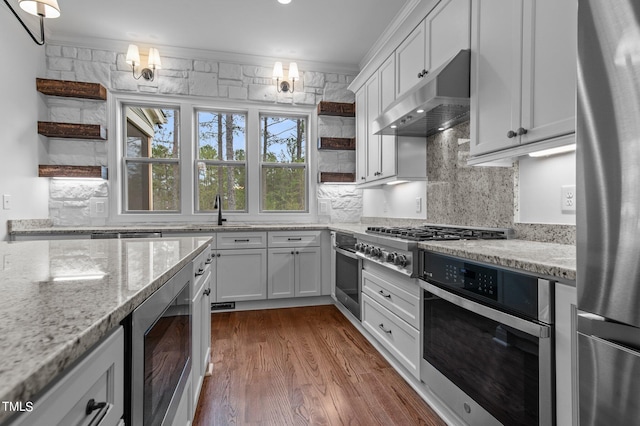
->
[555,282,577,426]
[9,327,124,426]
[171,375,192,426]
[191,246,213,411]
[360,263,421,379]
[268,247,321,299]
[216,248,267,302]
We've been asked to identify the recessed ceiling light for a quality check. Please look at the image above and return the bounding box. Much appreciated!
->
[278,0,291,4]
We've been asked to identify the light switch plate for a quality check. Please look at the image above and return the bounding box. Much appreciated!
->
[90,197,109,218]
[416,197,422,213]
[3,194,11,210]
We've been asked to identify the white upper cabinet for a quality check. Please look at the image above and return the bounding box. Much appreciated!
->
[470,0,577,159]
[396,0,471,99]
[356,59,398,185]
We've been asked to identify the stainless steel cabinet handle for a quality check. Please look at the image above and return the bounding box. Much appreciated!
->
[203,288,211,296]
[205,257,213,264]
[379,290,392,299]
[517,127,528,135]
[378,324,392,334]
[507,130,517,138]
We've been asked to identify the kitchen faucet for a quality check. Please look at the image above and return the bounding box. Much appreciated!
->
[214,194,225,226]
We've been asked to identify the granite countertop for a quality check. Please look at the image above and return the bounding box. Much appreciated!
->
[0,237,210,423]
[419,239,576,282]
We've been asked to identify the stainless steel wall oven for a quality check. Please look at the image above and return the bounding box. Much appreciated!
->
[131,265,192,426]
[420,251,554,425]
[332,232,361,320]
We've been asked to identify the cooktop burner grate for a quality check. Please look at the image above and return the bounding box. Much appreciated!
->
[365,225,510,241]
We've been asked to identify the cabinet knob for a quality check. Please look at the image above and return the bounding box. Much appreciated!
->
[417,69,428,78]
[217,253,221,257]
[507,130,517,138]
[361,176,366,180]
[85,399,107,416]
[517,127,528,136]
[203,288,211,296]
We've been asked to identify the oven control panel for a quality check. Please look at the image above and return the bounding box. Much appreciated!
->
[443,261,498,300]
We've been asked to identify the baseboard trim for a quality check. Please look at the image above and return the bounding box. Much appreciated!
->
[209,295,334,313]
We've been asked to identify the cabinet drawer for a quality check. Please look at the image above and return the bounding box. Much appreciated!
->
[268,230,321,247]
[217,232,267,249]
[193,244,213,293]
[362,294,420,379]
[10,327,124,426]
[362,269,420,329]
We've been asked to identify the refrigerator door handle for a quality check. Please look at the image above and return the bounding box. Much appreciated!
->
[578,311,640,350]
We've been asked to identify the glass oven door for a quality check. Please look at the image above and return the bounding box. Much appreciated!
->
[334,246,361,320]
[422,283,553,426]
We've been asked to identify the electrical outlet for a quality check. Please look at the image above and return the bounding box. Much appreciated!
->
[317,198,330,215]
[3,194,11,210]
[561,185,576,214]
[416,197,422,213]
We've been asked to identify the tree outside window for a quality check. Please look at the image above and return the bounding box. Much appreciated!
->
[260,115,307,212]
[196,111,247,212]
[124,106,180,212]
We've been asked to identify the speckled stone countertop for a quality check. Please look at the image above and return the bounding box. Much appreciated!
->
[0,237,210,423]
[419,239,576,283]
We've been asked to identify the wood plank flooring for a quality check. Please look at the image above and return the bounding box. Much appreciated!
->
[193,305,446,426]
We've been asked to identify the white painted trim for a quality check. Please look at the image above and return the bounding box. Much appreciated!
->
[210,295,334,312]
[108,92,318,225]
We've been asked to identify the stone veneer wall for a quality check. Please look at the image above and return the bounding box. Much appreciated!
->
[42,43,361,224]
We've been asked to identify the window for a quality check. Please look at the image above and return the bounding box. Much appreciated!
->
[124,105,180,212]
[260,115,307,212]
[196,110,247,212]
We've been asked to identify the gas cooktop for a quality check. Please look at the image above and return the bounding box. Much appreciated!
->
[365,225,512,242]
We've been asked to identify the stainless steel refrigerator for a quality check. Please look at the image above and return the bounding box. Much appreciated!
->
[577,0,640,424]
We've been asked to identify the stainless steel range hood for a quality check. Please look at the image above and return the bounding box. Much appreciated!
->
[372,49,470,137]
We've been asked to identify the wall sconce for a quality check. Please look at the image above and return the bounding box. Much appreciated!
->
[273,61,299,93]
[126,44,162,81]
[2,0,60,45]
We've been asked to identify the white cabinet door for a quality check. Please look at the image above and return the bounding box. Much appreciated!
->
[519,0,576,145]
[216,249,267,302]
[396,20,427,98]
[427,0,471,70]
[470,0,523,156]
[296,247,322,297]
[378,54,398,179]
[471,0,576,158]
[555,283,577,426]
[355,87,367,184]
[365,73,381,181]
[267,248,296,299]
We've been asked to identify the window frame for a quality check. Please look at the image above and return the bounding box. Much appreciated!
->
[109,93,317,224]
[194,108,249,214]
[122,102,182,214]
[258,112,309,213]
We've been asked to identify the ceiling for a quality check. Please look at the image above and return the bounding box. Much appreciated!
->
[41,0,410,71]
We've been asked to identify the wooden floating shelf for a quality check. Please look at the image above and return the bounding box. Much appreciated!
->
[317,101,355,117]
[36,78,107,101]
[39,165,108,179]
[318,137,356,150]
[319,172,355,183]
[38,122,107,140]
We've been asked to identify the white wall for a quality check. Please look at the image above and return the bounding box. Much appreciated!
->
[362,181,427,219]
[518,151,576,224]
[0,8,49,240]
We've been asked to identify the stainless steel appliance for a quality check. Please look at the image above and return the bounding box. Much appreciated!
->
[577,1,640,423]
[372,49,471,137]
[332,231,361,320]
[355,224,512,278]
[420,251,554,425]
[130,265,192,426]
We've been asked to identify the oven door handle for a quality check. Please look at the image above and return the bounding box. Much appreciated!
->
[421,281,551,338]
[333,246,359,260]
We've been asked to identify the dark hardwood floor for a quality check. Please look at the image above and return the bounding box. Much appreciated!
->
[193,305,446,426]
